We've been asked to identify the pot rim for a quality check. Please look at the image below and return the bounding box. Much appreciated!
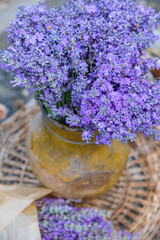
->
[35,92,83,132]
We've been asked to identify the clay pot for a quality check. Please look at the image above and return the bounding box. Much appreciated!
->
[26,97,130,200]
[151,67,160,79]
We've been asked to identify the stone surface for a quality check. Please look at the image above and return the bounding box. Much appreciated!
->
[147,0,160,12]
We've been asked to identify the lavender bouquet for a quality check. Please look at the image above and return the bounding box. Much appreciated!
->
[37,198,139,240]
[0,0,160,145]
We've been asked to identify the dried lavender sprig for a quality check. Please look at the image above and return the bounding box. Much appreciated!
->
[36,198,140,240]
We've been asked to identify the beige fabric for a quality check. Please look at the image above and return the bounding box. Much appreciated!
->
[0,203,41,240]
[0,184,52,239]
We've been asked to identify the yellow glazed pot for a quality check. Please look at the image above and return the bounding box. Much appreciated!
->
[26,98,130,200]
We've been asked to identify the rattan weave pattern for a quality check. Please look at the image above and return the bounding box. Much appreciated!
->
[0,102,160,240]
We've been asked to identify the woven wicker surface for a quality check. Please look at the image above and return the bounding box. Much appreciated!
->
[0,101,160,240]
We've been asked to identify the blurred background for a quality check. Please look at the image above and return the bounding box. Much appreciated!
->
[0,0,159,122]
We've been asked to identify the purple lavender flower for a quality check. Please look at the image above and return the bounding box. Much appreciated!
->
[36,197,140,240]
[0,0,160,145]
[85,4,97,14]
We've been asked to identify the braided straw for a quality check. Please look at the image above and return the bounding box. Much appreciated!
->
[0,100,160,240]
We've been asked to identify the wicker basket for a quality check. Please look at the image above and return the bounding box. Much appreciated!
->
[0,100,160,240]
